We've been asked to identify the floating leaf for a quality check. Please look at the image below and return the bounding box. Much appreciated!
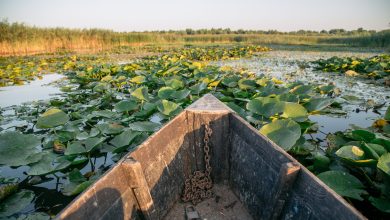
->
[369,197,390,213]
[385,106,390,121]
[190,82,207,94]
[109,130,140,148]
[62,180,93,196]
[96,123,124,135]
[259,119,301,150]
[128,121,160,132]
[171,89,190,100]
[36,108,69,128]
[0,190,34,218]
[131,86,149,101]
[352,130,375,142]
[157,100,182,116]
[238,78,257,90]
[27,152,59,176]
[165,78,184,90]
[16,212,50,220]
[336,145,365,161]
[130,75,146,84]
[158,87,175,99]
[0,131,40,166]
[247,97,284,118]
[281,102,308,122]
[378,153,390,175]
[114,100,138,112]
[317,171,367,201]
[303,98,334,112]
[65,137,106,155]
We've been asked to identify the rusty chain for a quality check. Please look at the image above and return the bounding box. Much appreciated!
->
[182,124,213,205]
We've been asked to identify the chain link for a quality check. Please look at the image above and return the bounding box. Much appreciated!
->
[182,124,213,204]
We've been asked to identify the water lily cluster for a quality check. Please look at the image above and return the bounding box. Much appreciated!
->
[0,46,389,218]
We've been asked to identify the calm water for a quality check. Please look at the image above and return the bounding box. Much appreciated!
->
[0,73,64,108]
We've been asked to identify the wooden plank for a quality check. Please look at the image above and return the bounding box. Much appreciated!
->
[121,158,155,220]
[229,112,365,220]
[261,162,300,220]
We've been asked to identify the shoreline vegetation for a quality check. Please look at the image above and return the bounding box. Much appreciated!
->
[1,20,389,56]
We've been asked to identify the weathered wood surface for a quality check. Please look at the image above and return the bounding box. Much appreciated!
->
[229,113,365,220]
[57,94,366,220]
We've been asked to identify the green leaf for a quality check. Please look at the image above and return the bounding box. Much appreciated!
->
[114,100,138,112]
[352,130,376,142]
[238,79,257,90]
[290,85,313,94]
[0,131,40,166]
[131,86,149,101]
[109,130,140,148]
[62,180,93,196]
[130,75,146,84]
[360,142,379,160]
[165,78,184,90]
[16,212,50,220]
[158,87,175,99]
[317,171,367,201]
[303,98,334,112]
[36,108,69,128]
[68,169,86,183]
[336,145,365,160]
[96,123,124,135]
[247,97,284,118]
[259,119,301,150]
[128,121,160,132]
[281,102,308,122]
[378,153,390,175]
[190,82,207,94]
[157,100,182,116]
[385,106,390,121]
[65,137,106,155]
[27,152,59,176]
[171,89,191,100]
[0,190,34,218]
[369,197,390,213]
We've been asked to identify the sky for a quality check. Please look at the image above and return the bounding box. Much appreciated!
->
[0,0,389,32]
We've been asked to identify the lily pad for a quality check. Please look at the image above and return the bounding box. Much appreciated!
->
[259,119,301,150]
[65,137,106,155]
[281,102,308,122]
[62,180,93,196]
[352,130,375,142]
[36,108,69,128]
[336,145,365,161]
[27,152,60,176]
[114,100,138,112]
[247,97,284,118]
[317,170,367,201]
[0,190,34,218]
[158,87,175,99]
[303,98,334,112]
[128,121,160,132]
[369,197,390,213]
[377,153,390,175]
[131,87,149,101]
[0,131,41,166]
[238,79,257,90]
[157,100,182,116]
[109,130,140,148]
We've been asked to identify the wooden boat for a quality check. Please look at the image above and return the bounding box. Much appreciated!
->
[57,94,365,220]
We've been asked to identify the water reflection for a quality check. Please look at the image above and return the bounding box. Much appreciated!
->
[0,74,64,108]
